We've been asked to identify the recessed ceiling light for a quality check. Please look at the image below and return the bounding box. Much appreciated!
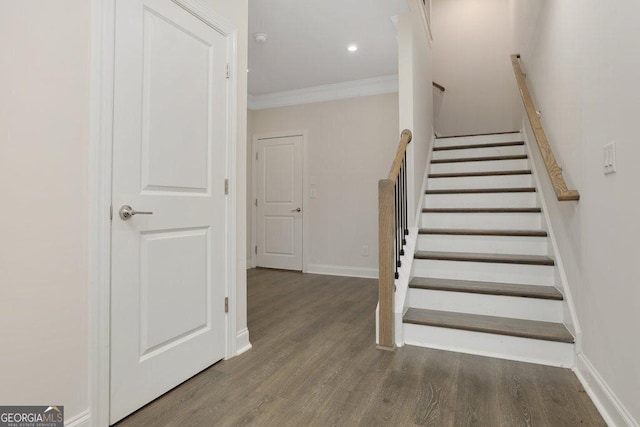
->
[347,44,358,52]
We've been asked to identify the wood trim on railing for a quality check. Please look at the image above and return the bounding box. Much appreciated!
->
[387,129,413,182]
[432,81,445,92]
[378,129,412,351]
[510,54,580,202]
[377,179,395,351]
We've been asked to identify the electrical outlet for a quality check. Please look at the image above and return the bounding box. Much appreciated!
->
[361,245,369,257]
[603,142,617,175]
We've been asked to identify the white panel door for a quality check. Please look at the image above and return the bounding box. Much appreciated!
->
[256,135,303,270]
[110,0,228,422]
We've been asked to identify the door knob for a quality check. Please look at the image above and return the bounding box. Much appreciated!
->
[119,205,154,220]
[290,207,302,212]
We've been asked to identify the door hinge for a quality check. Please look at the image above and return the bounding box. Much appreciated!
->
[224,179,229,195]
[255,245,257,255]
[109,205,113,221]
[226,63,230,79]
[224,297,229,313]
[255,151,258,160]
[255,198,258,207]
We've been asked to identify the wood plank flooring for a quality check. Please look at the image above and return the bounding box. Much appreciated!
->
[115,268,605,427]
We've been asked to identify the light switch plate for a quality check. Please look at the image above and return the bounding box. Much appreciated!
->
[603,142,616,175]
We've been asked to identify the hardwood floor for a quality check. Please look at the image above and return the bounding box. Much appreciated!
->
[116,268,605,426]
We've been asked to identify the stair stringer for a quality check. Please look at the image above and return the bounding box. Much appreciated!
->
[521,127,583,357]
[394,133,436,347]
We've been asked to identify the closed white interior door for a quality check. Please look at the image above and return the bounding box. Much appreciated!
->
[110,0,228,422]
[256,135,303,270]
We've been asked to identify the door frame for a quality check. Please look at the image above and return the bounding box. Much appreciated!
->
[90,1,239,425]
[251,130,309,271]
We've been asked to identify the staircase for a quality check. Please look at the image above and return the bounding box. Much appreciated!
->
[402,132,575,367]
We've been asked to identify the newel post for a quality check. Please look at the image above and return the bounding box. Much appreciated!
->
[378,178,395,351]
[377,129,411,351]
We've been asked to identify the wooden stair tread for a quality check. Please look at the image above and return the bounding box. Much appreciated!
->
[437,131,520,139]
[423,207,542,213]
[426,187,536,194]
[419,228,547,237]
[409,277,563,300]
[403,308,574,343]
[429,170,532,178]
[414,251,555,266]
[431,154,527,164]
[434,141,524,151]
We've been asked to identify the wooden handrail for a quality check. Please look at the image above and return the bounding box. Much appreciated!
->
[432,81,445,92]
[378,129,412,351]
[510,54,580,201]
[387,129,413,181]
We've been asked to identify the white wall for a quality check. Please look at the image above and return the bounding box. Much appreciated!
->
[432,0,520,136]
[0,0,248,424]
[511,1,640,424]
[0,1,91,420]
[248,93,399,277]
[398,1,434,228]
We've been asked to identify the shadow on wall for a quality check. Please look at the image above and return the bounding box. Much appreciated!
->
[433,86,444,135]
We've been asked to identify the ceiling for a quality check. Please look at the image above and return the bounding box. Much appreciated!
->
[248,0,409,96]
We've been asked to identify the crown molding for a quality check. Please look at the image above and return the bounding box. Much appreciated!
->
[248,75,399,110]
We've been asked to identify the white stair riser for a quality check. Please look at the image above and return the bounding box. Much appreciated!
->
[402,132,574,367]
[413,258,555,285]
[430,159,529,174]
[403,323,575,367]
[424,192,538,209]
[422,212,542,229]
[427,174,533,190]
[417,234,548,255]
[435,133,522,148]
[432,145,525,160]
[408,288,563,322]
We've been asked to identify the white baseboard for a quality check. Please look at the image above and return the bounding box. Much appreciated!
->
[236,328,252,356]
[574,354,638,427]
[305,263,378,279]
[66,409,90,427]
[393,228,418,347]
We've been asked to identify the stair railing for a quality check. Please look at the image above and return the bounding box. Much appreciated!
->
[378,129,412,351]
[510,54,580,201]
[432,81,445,92]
